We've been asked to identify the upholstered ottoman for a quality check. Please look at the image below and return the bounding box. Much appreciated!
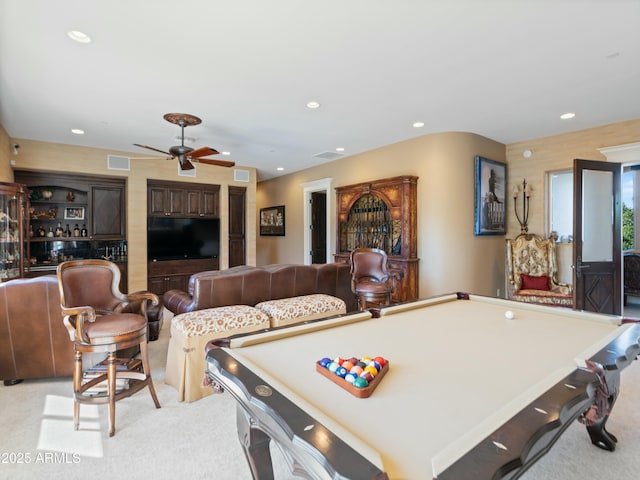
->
[255,294,347,327]
[165,305,270,402]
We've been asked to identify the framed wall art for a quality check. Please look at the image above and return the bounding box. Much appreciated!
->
[474,156,506,236]
[260,205,285,236]
[64,206,85,220]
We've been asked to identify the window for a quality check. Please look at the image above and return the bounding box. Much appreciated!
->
[547,170,573,242]
[548,167,636,250]
[623,167,635,251]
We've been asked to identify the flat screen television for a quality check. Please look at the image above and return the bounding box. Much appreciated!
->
[147,217,220,261]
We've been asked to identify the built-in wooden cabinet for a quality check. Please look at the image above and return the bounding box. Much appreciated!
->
[146,180,222,294]
[148,180,220,218]
[334,175,419,303]
[147,258,219,295]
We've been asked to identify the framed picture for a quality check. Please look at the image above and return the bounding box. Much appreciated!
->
[64,206,85,220]
[474,156,506,236]
[260,205,285,236]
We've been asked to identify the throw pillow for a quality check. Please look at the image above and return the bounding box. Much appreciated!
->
[520,273,551,291]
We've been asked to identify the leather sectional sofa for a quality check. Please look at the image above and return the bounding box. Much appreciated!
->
[163,263,358,314]
[162,263,358,402]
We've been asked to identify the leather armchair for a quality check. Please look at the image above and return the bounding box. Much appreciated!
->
[350,248,397,310]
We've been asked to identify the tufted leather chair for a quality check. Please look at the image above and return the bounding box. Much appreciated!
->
[350,248,397,311]
[57,259,161,436]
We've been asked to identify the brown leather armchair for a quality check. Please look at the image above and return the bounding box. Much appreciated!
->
[57,259,161,436]
[350,248,397,310]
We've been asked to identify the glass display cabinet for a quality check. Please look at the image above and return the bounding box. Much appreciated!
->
[0,181,27,281]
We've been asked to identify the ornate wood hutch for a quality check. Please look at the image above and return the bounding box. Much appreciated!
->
[334,175,419,302]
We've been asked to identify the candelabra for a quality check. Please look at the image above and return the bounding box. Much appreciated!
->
[513,179,530,234]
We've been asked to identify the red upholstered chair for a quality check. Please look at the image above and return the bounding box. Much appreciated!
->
[57,259,161,436]
[350,248,397,311]
[505,234,573,307]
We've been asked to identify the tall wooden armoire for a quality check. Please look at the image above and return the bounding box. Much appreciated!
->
[334,175,419,302]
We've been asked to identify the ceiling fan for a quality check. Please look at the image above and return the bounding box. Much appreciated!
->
[134,113,235,171]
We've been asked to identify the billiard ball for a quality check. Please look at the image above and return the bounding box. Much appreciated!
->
[350,365,364,376]
[505,310,515,320]
[374,356,386,367]
[345,373,357,384]
[364,365,378,377]
[328,362,339,373]
[335,366,348,377]
[353,376,369,388]
[318,357,331,368]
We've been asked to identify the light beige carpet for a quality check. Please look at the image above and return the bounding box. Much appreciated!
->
[1,317,639,479]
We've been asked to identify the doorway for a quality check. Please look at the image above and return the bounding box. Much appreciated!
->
[302,178,333,265]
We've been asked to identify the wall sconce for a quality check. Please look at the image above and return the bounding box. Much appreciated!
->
[512,179,530,234]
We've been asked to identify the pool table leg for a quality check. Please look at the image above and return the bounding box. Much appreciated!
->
[584,367,621,452]
[237,405,275,480]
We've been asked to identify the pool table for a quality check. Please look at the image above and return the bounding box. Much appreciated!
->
[205,293,640,479]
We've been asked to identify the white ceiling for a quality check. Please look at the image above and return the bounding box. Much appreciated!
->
[1,0,639,181]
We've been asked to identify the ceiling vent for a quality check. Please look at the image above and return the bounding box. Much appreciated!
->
[234,169,250,182]
[107,155,130,171]
[313,151,344,161]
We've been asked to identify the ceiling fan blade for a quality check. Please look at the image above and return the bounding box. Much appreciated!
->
[134,143,173,156]
[179,157,195,170]
[188,146,220,158]
[196,158,236,168]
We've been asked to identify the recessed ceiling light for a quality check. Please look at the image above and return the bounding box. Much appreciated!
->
[560,112,575,120]
[221,151,231,156]
[67,30,92,44]
[336,147,345,152]
[71,128,85,135]
[306,101,321,109]
[413,122,425,128]
[277,167,284,171]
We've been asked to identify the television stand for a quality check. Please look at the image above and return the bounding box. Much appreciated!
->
[147,258,219,295]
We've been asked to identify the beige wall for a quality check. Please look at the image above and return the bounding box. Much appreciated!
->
[505,119,640,237]
[0,138,257,292]
[258,120,640,299]
[0,124,13,180]
[257,132,507,299]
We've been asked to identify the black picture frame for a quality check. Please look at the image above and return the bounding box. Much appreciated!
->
[260,205,285,236]
[474,156,506,236]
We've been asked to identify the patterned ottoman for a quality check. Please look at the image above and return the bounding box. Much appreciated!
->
[255,294,347,327]
[165,305,270,402]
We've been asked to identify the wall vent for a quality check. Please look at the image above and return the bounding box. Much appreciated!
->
[234,169,250,182]
[313,151,344,161]
[178,165,196,177]
[107,155,130,170]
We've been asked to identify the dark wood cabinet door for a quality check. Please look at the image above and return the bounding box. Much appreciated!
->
[186,190,201,216]
[149,187,167,216]
[201,189,219,217]
[167,188,185,215]
[92,185,125,238]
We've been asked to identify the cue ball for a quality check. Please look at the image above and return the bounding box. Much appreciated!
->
[505,310,515,320]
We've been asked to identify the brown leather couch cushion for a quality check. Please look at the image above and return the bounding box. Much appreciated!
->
[0,275,74,383]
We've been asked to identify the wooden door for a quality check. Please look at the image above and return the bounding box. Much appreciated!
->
[228,186,246,267]
[91,185,125,237]
[311,191,327,263]
[573,159,622,314]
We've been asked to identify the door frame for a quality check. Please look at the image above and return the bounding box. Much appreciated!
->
[302,178,333,265]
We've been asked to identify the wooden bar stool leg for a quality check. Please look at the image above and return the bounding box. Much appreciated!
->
[107,352,117,437]
[140,340,161,408]
[73,350,83,431]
